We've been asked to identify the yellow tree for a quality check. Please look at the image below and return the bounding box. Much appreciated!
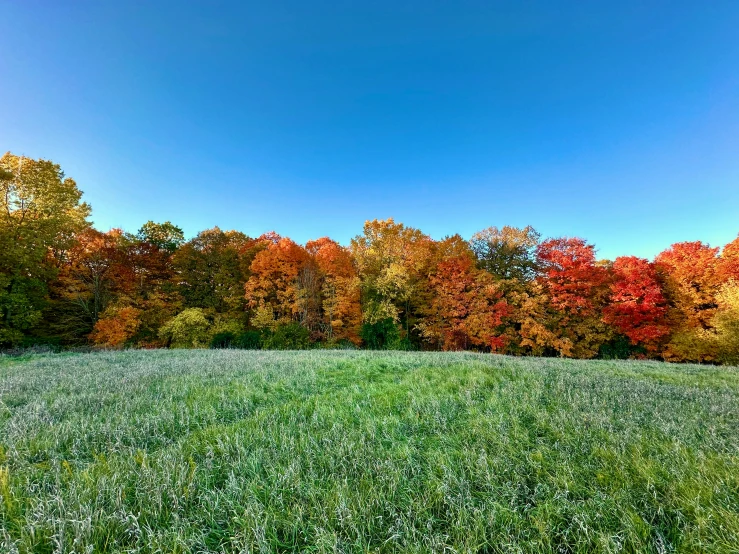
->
[350,219,434,342]
[708,280,739,365]
[655,241,719,362]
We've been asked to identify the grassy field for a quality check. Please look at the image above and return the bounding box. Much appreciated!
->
[0,351,738,553]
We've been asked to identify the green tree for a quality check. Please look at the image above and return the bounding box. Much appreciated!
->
[0,153,90,346]
[470,225,540,282]
[173,227,261,319]
[137,221,185,253]
[360,318,404,350]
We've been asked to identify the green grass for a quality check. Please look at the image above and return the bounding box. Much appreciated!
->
[0,351,738,553]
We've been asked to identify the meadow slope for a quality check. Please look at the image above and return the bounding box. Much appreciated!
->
[0,350,738,553]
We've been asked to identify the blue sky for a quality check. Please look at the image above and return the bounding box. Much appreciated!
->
[1,1,738,260]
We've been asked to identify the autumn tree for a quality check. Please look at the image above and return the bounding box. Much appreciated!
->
[468,226,542,353]
[0,153,90,345]
[245,237,312,331]
[351,219,434,345]
[520,237,612,358]
[89,306,142,348]
[710,280,739,365]
[47,221,185,347]
[708,238,739,364]
[655,241,719,361]
[50,228,137,340]
[655,241,719,329]
[2,151,736,361]
[115,221,185,345]
[511,281,559,356]
[602,256,669,353]
[716,235,739,284]
[306,237,362,343]
[417,239,508,351]
[137,220,185,253]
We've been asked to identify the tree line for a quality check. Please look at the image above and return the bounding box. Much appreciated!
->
[2,152,738,363]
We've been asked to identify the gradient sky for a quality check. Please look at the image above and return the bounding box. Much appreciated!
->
[1,1,738,260]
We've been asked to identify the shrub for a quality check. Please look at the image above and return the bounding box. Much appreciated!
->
[391,336,415,351]
[18,335,62,350]
[318,338,359,350]
[360,318,400,350]
[337,338,359,350]
[210,317,243,337]
[598,335,645,360]
[360,319,415,350]
[233,330,263,350]
[662,328,717,363]
[159,308,211,348]
[208,318,244,349]
[210,331,236,349]
[263,323,310,350]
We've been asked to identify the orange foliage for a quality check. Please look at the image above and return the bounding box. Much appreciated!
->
[89,306,142,348]
[717,235,739,284]
[419,253,508,350]
[655,241,719,330]
[306,237,362,343]
[6,179,737,363]
[245,238,312,326]
[57,228,136,323]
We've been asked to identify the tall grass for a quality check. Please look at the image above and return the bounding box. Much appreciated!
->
[1,350,738,553]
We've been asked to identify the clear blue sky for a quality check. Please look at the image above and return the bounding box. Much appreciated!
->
[2,1,738,260]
